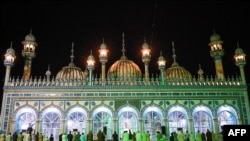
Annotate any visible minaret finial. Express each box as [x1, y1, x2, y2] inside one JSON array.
[[70, 42, 74, 63], [102, 38, 105, 43], [48, 64, 50, 70], [144, 37, 146, 43], [30, 28, 33, 34], [10, 41, 13, 48], [122, 32, 126, 56], [237, 41, 240, 48], [160, 51, 162, 56], [172, 41, 176, 62]]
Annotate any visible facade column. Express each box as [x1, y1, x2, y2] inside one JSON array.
[[87, 118, 92, 133], [188, 117, 194, 133], [164, 118, 169, 137], [139, 118, 143, 131], [35, 119, 41, 133], [61, 118, 66, 133], [10, 118, 15, 133], [213, 117, 219, 134], [113, 118, 117, 133], [238, 116, 242, 125]]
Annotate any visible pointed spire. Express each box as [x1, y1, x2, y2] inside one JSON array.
[[172, 41, 176, 62], [30, 28, 33, 34], [122, 32, 126, 56], [237, 41, 240, 48], [102, 38, 105, 44], [70, 42, 74, 63], [10, 41, 13, 48]]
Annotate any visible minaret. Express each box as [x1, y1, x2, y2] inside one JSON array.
[[45, 65, 52, 82], [157, 51, 166, 85], [87, 50, 95, 86], [21, 29, 38, 81], [4, 42, 16, 86], [208, 30, 224, 80], [234, 42, 246, 85], [197, 64, 204, 81], [141, 38, 151, 81], [99, 38, 108, 84]]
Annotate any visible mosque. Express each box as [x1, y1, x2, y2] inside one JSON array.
[[1, 30, 249, 141]]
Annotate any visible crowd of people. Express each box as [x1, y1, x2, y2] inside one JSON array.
[[0, 129, 224, 141]]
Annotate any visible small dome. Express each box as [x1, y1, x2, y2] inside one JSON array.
[[234, 47, 244, 55], [5, 47, 15, 57], [208, 31, 223, 46], [210, 32, 221, 42], [56, 63, 86, 80], [107, 55, 142, 80], [165, 62, 192, 80], [25, 32, 36, 42]]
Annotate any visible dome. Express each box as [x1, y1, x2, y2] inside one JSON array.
[[56, 43, 86, 80], [56, 63, 86, 80], [208, 31, 223, 46], [25, 32, 36, 42], [165, 62, 192, 80], [107, 55, 142, 80]]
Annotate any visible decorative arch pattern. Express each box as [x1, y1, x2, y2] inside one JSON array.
[[67, 106, 88, 133], [192, 105, 213, 133], [143, 105, 164, 141], [167, 105, 188, 134], [217, 105, 238, 132], [117, 105, 139, 138], [92, 105, 113, 140], [15, 106, 37, 134]]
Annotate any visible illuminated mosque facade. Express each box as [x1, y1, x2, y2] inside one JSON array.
[[1, 31, 249, 141]]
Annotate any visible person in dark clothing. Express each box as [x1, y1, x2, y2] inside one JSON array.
[[67, 131, 73, 141], [59, 133, 62, 141], [201, 132, 206, 141], [13, 132, 18, 141], [35, 132, 39, 141], [112, 131, 118, 141], [49, 134, 54, 141], [169, 132, 174, 141], [206, 129, 212, 141]]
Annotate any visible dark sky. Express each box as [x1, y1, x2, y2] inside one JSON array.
[[0, 1, 249, 89]]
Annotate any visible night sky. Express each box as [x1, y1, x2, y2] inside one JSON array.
[[0, 1, 250, 106]]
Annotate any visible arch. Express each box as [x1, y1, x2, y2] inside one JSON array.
[[14, 105, 37, 134], [217, 105, 238, 131], [192, 105, 213, 133], [117, 105, 139, 139], [142, 105, 164, 141], [41, 106, 62, 141], [92, 105, 113, 140], [40, 104, 64, 119], [167, 105, 189, 134], [66, 105, 88, 134], [117, 104, 140, 118]]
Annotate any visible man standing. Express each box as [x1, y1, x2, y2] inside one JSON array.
[[112, 131, 118, 141], [67, 131, 73, 141]]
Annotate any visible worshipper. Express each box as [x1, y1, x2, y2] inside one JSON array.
[[18, 132, 24, 141], [206, 129, 212, 141], [13, 132, 18, 141], [112, 131, 118, 141], [87, 131, 93, 141], [38, 133, 43, 141], [62, 133, 67, 141], [81, 133, 86, 141], [189, 132, 195, 141], [178, 131, 185, 141], [156, 131, 162, 141], [6, 132, 12, 141], [145, 131, 150, 141], [196, 131, 202, 141], [136, 131, 142, 141], [49, 134, 54, 141], [123, 131, 129, 141], [67, 131, 73, 141]]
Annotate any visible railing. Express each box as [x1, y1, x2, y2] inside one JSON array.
[[5, 75, 243, 87]]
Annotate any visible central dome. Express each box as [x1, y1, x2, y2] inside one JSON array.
[[55, 43, 87, 81], [165, 62, 192, 80], [107, 55, 142, 80], [56, 62, 87, 80]]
